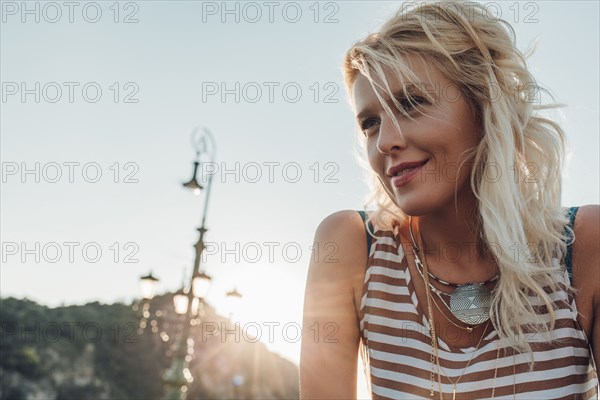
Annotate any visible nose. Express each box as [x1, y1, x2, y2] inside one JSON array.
[[376, 115, 406, 155]]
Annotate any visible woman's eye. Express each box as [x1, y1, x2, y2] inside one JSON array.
[[360, 117, 380, 136]]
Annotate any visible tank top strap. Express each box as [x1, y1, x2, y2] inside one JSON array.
[[564, 206, 580, 282], [357, 210, 374, 257]]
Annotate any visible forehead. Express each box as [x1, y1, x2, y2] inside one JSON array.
[[351, 54, 448, 109]]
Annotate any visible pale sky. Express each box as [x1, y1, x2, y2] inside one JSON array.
[[1, 2, 599, 393]]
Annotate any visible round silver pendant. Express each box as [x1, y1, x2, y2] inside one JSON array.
[[449, 283, 492, 325]]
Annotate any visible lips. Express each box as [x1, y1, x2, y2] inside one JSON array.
[[388, 159, 429, 187], [387, 159, 429, 178]]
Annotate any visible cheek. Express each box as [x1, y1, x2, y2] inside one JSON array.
[[366, 141, 385, 175], [422, 110, 479, 158]]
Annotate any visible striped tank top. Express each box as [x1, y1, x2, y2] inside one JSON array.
[[357, 209, 599, 399]]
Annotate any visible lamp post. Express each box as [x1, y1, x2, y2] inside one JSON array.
[[162, 127, 217, 400], [140, 272, 159, 300], [136, 128, 243, 399], [136, 272, 160, 334]]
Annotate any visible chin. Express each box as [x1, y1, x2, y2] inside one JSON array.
[[393, 187, 455, 216], [392, 194, 434, 217]]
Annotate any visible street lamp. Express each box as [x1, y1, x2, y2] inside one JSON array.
[[192, 271, 212, 299], [140, 271, 159, 300], [173, 288, 190, 315], [162, 127, 217, 400], [136, 272, 161, 335], [183, 126, 214, 197], [182, 161, 203, 195]]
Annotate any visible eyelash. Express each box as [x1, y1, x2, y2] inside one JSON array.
[[359, 95, 429, 136], [360, 117, 379, 135]]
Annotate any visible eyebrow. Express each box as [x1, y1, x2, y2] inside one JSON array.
[[355, 85, 423, 121]]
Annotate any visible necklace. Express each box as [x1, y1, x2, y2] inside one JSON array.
[[408, 216, 495, 325], [490, 339, 502, 398], [490, 339, 517, 400], [411, 250, 478, 332], [416, 255, 499, 288], [418, 225, 497, 400], [408, 217, 514, 399], [428, 287, 476, 333], [432, 314, 490, 400], [413, 257, 498, 293]]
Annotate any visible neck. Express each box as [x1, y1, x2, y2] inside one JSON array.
[[414, 190, 495, 273]]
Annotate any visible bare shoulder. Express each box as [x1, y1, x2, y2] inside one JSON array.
[[572, 204, 600, 244], [299, 210, 369, 398], [313, 209, 369, 258], [571, 204, 600, 287], [570, 204, 600, 344], [308, 210, 369, 311], [317, 210, 365, 244]]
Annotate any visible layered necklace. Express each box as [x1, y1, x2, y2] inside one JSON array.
[[423, 252, 499, 400], [407, 216, 498, 328], [408, 216, 509, 399]]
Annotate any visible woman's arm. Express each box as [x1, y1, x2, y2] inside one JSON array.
[[300, 210, 368, 399], [571, 204, 600, 368]]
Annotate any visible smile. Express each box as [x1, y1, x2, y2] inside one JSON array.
[[390, 159, 428, 187]]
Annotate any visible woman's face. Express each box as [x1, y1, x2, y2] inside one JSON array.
[[352, 55, 482, 216]]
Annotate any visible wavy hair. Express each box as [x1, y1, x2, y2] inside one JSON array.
[[343, 0, 575, 359]]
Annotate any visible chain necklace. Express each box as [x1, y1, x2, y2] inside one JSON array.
[[414, 251, 500, 288], [407, 216, 495, 325], [408, 216, 515, 399], [413, 216, 489, 399], [431, 312, 490, 400], [414, 258, 497, 300]]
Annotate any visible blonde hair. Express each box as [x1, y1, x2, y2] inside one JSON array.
[[343, 0, 575, 359]]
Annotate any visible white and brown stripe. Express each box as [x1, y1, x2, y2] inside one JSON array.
[[359, 227, 599, 399]]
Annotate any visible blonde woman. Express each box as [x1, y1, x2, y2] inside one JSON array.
[[300, 1, 599, 399]]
